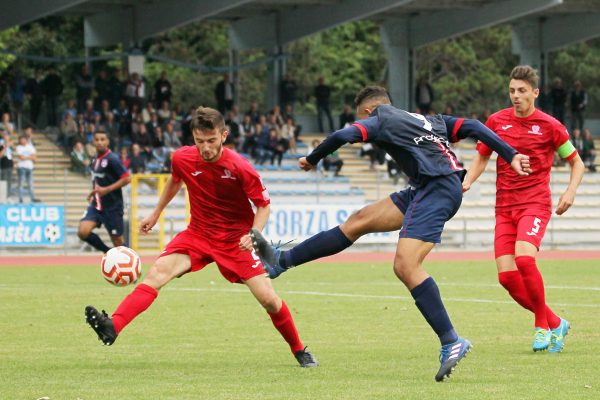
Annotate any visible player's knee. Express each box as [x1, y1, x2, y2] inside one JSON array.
[[143, 263, 172, 290], [77, 228, 89, 240], [345, 209, 370, 236], [392, 253, 412, 282], [258, 294, 281, 313]]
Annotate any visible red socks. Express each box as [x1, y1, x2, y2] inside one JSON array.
[[112, 283, 159, 334], [268, 301, 304, 353], [504, 256, 560, 329]]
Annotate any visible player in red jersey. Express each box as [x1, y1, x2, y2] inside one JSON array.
[[84, 107, 317, 367], [463, 66, 585, 353]]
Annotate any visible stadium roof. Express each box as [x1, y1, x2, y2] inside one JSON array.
[[1, 0, 599, 50]]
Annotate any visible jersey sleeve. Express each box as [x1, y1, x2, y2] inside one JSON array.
[[350, 116, 381, 142], [554, 125, 578, 160], [111, 154, 130, 179], [473, 118, 494, 156], [238, 159, 270, 208], [171, 150, 183, 183]]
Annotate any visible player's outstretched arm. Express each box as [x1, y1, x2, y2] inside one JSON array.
[[463, 153, 491, 193], [304, 126, 362, 169], [139, 176, 183, 234], [556, 153, 585, 215]]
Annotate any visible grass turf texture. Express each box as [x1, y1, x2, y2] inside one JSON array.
[[1, 258, 599, 399]]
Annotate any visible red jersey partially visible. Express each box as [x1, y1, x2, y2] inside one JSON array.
[[171, 146, 270, 242], [477, 108, 575, 211]]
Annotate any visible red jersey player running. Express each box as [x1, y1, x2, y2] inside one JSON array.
[[84, 107, 318, 368], [463, 65, 584, 353]]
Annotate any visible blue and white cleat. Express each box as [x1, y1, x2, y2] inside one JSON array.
[[532, 327, 552, 352], [549, 319, 570, 353], [435, 337, 472, 382], [249, 229, 288, 279]]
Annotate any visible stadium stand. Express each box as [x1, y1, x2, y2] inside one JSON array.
[[4, 131, 600, 252]]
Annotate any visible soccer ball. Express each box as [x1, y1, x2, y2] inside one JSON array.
[[101, 246, 142, 286]]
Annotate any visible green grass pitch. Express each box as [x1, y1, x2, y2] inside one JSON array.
[[1, 258, 599, 399]]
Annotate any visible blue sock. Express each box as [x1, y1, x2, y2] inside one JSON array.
[[281, 226, 353, 268], [85, 233, 111, 253], [410, 277, 458, 346]]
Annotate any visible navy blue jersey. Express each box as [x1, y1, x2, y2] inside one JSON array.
[[90, 149, 129, 211], [306, 104, 517, 187]]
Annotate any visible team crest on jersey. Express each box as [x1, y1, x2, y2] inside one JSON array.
[[221, 169, 236, 180], [101, 159, 108, 168], [528, 125, 543, 135]]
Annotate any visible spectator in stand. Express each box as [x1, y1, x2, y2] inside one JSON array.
[[582, 128, 596, 172], [163, 149, 173, 173], [25, 70, 44, 128], [148, 146, 169, 173], [0, 133, 14, 197], [270, 105, 285, 128], [537, 84, 552, 114], [281, 116, 297, 154], [99, 99, 111, 123], [83, 100, 100, 124], [415, 77, 434, 115], [63, 99, 77, 120], [570, 80, 587, 132], [125, 72, 145, 109], [22, 125, 35, 145], [0, 112, 15, 136], [154, 71, 172, 108], [225, 110, 242, 150], [214, 74, 235, 114], [550, 77, 567, 124], [115, 99, 132, 144], [246, 101, 261, 124], [152, 126, 165, 148], [240, 114, 257, 155], [41, 66, 63, 127], [104, 111, 119, 150], [76, 65, 95, 113], [157, 100, 171, 124], [339, 104, 355, 129], [323, 149, 344, 177], [129, 143, 146, 173], [132, 123, 153, 160], [70, 140, 91, 175], [15, 134, 40, 203], [254, 123, 272, 165], [146, 112, 161, 137], [142, 102, 156, 124], [280, 73, 298, 110], [94, 70, 110, 110], [119, 146, 131, 170], [108, 69, 124, 110], [571, 128, 584, 156], [268, 128, 288, 166], [163, 121, 182, 151], [315, 77, 334, 133], [60, 112, 78, 150]]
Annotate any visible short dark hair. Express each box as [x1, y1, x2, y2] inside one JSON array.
[[93, 130, 109, 137], [354, 86, 391, 108], [510, 65, 539, 89], [191, 107, 225, 132]]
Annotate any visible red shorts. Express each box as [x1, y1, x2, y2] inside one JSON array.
[[494, 208, 552, 258], [161, 229, 265, 283]]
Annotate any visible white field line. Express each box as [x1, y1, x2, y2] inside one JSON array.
[[170, 287, 600, 308]]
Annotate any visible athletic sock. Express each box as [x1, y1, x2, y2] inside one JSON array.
[[111, 283, 159, 334], [85, 233, 111, 253], [515, 256, 550, 329], [268, 301, 304, 353], [498, 270, 561, 329], [281, 226, 353, 268], [410, 277, 458, 346]]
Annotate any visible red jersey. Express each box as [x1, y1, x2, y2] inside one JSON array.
[[171, 146, 270, 242], [477, 108, 576, 211]]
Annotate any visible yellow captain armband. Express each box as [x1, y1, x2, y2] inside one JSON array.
[[557, 140, 576, 159]]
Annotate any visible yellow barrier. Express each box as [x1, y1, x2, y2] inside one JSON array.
[[130, 173, 189, 253]]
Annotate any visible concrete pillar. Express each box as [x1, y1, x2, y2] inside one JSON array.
[[512, 18, 543, 72], [127, 49, 145, 76], [230, 49, 240, 106], [380, 18, 412, 111], [266, 46, 282, 111]]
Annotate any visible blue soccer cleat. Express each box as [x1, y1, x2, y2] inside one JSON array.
[[549, 318, 570, 353], [249, 229, 288, 279], [532, 327, 552, 352], [435, 337, 472, 382]]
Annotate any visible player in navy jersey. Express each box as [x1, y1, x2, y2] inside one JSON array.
[[84, 107, 317, 368], [251, 86, 532, 381], [78, 130, 131, 253]]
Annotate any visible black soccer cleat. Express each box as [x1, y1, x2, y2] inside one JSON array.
[[249, 229, 288, 279], [85, 305, 118, 346], [294, 347, 319, 368], [435, 337, 472, 382]]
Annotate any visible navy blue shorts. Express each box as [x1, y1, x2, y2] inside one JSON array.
[[81, 205, 125, 237], [390, 173, 463, 244]]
